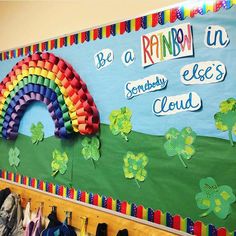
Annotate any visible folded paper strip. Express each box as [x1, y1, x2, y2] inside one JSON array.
[[0, 52, 100, 139]]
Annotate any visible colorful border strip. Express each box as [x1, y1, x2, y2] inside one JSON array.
[[0, 0, 235, 61], [0, 169, 235, 236]]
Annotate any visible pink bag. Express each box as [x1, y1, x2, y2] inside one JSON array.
[[25, 206, 42, 236]]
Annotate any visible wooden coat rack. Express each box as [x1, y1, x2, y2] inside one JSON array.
[[0, 179, 189, 236]]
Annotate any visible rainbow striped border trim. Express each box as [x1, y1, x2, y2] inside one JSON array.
[[0, 0, 235, 61], [0, 169, 235, 236]]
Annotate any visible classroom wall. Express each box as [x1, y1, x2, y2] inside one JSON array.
[[0, 0, 184, 52]]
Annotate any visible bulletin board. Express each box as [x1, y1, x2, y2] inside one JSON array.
[[0, 0, 236, 235]]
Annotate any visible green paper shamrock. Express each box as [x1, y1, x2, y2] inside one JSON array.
[[214, 98, 236, 146], [8, 147, 20, 172], [81, 136, 100, 168], [123, 152, 148, 188], [51, 149, 69, 177], [109, 107, 132, 141], [30, 122, 44, 144], [195, 177, 236, 219], [164, 127, 196, 168]]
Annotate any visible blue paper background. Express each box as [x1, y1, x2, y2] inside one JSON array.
[[0, 8, 235, 139]]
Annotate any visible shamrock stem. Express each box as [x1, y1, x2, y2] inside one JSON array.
[[200, 208, 212, 218], [178, 154, 187, 168], [51, 170, 59, 177], [91, 159, 96, 169], [135, 179, 140, 188], [14, 166, 17, 173], [121, 132, 129, 142], [228, 130, 234, 146]]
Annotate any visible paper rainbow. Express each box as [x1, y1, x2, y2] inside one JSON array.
[[0, 52, 100, 139]]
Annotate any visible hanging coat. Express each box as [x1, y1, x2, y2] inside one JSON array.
[[0, 192, 24, 236], [25, 207, 42, 236], [0, 188, 11, 208]]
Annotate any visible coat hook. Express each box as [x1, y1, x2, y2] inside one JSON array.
[[23, 197, 31, 202], [64, 211, 72, 224], [80, 216, 88, 225], [80, 216, 88, 235], [36, 201, 44, 208], [49, 205, 57, 212], [65, 211, 72, 218]]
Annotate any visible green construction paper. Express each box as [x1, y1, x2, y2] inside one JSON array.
[[1, 124, 236, 231], [51, 149, 69, 176], [123, 151, 148, 188], [8, 147, 20, 171], [164, 127, 196, 168], [30, 122, 44, 144], [196, 177, 236, 219], [214, 98, 236, 146], [109, 107, 132, 141]]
